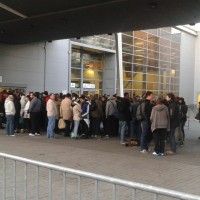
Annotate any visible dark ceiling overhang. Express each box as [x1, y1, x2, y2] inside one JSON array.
[[0, 0, 200, 44]]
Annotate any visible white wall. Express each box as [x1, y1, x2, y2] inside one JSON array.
[[194, 32, 200, 104], [45, 40, 70, 93], [0, 40, 70, 93], [180, 32, 196, 104], [103, 54, 117, 95]]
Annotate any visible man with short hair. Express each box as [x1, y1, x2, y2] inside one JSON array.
[[5, 95, 16, 136], [137, 91, 154, 153], [29, 92, 42, 136], [60, 93, 73, 137], [46, 94, 58, 139]]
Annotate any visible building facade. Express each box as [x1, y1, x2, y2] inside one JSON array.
[[0, 26, 199, 104]]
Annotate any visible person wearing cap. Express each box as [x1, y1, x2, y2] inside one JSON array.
[[4, 95, 16, 136]]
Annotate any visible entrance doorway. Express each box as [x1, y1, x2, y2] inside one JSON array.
[[70, 48, 104, 95]]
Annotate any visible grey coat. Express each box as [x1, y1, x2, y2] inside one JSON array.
[[106, 99, 118, 118], [150, 104, 170, 132]]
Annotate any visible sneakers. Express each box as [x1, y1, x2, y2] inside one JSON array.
[[35, 133, 41, 136], [29, 133, 35, 136], [10, 134, 15, 137], [152, 152, 159, 156], [140, 149, 148, 153]]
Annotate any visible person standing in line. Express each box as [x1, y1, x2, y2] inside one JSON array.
[[29, 92, 42, 136], [60, 93, 73, 137], [150, 98, 170, 156], [137, 91, 154, 153], [46, 94, 58, 139], [90, 94, 103, 138], [105, 95, 119, 137], [23, 95, 31, 133], [71, 99, 82, 139], [4, 95, 16, 136], [165, 93, 180, 155], [117, 96, 128, 145], [178, 97, 188, 144]]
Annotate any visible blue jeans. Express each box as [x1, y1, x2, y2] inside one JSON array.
[[6, 115, 14, 135], [140, 120, 150, 150], [130, 120, 141, 140], [47, 116, 56, 138], [71, 120, 80, 138], [119, 121, 127, 143]]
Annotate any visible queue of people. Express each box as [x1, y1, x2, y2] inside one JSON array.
[[0, 90, 188, 156]]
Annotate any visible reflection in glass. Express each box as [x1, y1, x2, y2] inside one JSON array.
[[71, 69, 81, 79]]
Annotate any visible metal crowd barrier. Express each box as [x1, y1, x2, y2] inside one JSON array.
[[0, 152, 200, 200]]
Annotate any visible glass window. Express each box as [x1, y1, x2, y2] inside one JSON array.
[[124, 81, 132, 89], [122, 34, 133, 44], [134, 31, 147, 40], [123, 62, 132, 71], [171, 57, 180, 64], [171, 49, 180, 58], [159, 61, 170, 69], [134, 47, 147, 57], [134, 38, 147, 48], [160, 38, 170, 47], [122, 43, 133, 54], [160, 53, 170, 62], [160, 68, 171, 77], [124, 32, 133, 36], [123, 72, 132, 80], [148, 50, 159, 60], [147, 82, 158, 90], [133, 64, 146, 73], [148, 34, 159, 44], [147, 29, 158, 36], [159, 30, 171, 40], [71, 68, 81, 79], [123, 53, 133, 63], [171, 42, 180, 50], [133, 82, 146, 90], [146, 74, 159, 83], [133, 72, 146, 82], [148, 42, 159, 51], [134, 56, 147, 65], [160, 46, 170, 54], [148, 59, 159, 68], [147, 67, 159, 75]]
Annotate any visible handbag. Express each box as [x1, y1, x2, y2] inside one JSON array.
[[58, 118, 66, 129]]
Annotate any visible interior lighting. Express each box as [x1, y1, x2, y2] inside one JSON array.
[[171, 69, 176, 76]]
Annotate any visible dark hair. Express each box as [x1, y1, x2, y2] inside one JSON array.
[[66, 93, 71, 98], [167, 93, 175, 101], [145, 91, 153, 99], [26, 95, 31, 101], [43, 91, 48, 96], [33, 92, 39, 98], [124, 92, 129, 97]]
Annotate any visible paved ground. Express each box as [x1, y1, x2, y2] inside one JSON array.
[[0, 117, 200, 199]]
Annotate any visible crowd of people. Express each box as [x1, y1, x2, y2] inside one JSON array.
[[0, 90, 188, 156]]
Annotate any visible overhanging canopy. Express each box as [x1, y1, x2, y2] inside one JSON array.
[[0, 0, 200, 44]]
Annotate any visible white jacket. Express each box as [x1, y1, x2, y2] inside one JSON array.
[[23, 101, 30, 119], [5, 99, 16, 115]]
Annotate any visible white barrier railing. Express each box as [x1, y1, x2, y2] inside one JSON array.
[[0, 152, 200, 200]]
